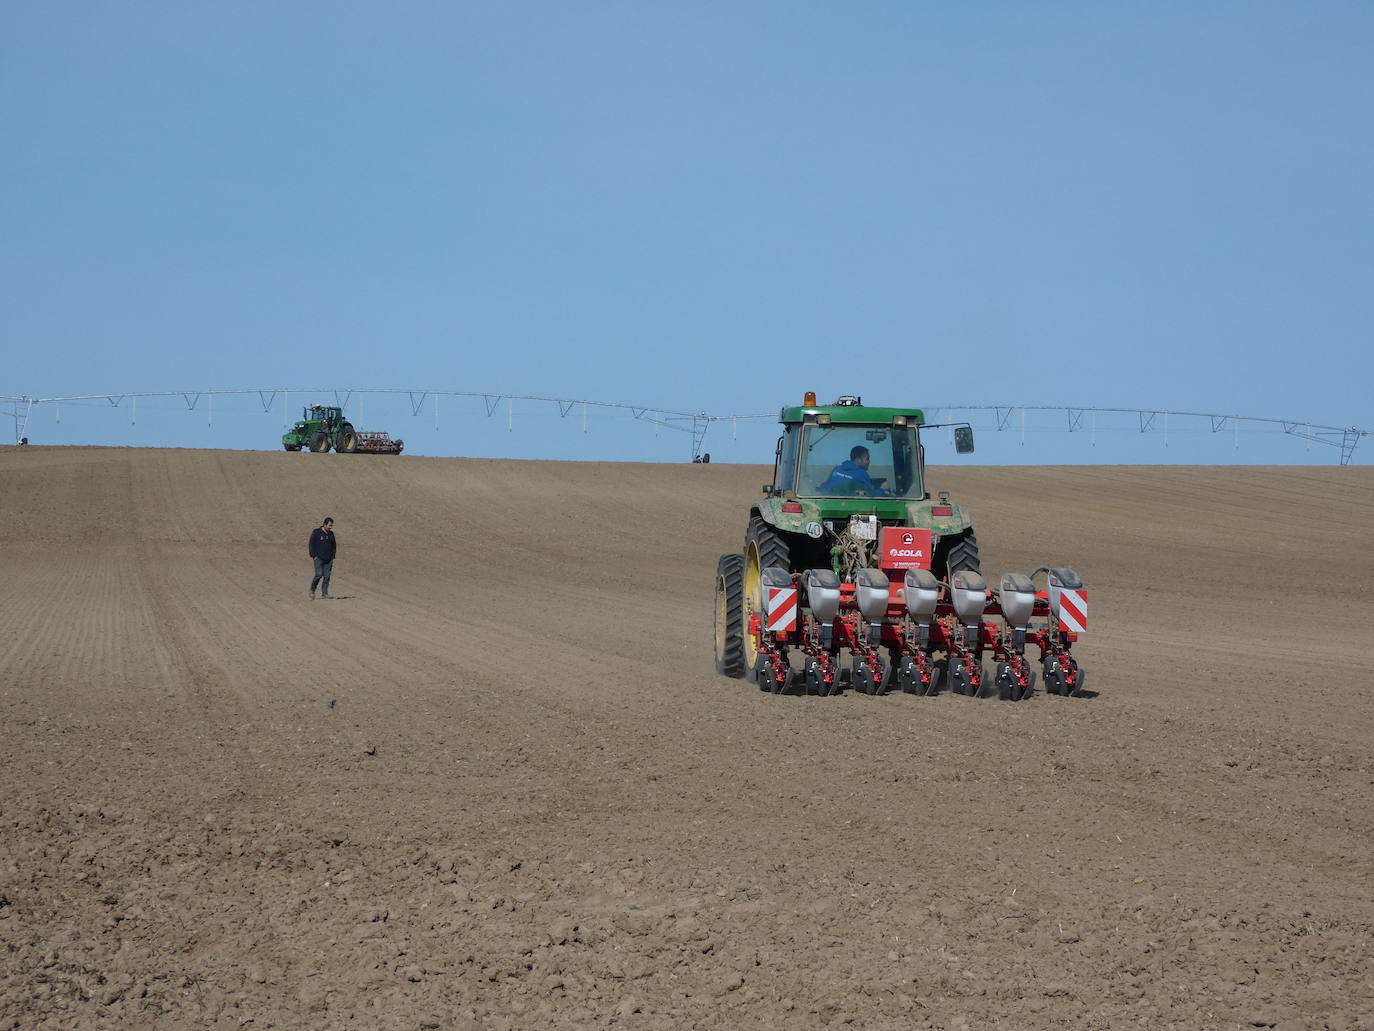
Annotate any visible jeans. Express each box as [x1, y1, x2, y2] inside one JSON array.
[[311, 557, 333, 597]]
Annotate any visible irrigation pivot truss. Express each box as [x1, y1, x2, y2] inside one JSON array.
[[715, 403, 1369, 466], [1, 390, 1368, 464], [923, 404, 1368, 466]]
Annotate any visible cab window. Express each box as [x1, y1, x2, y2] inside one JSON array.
[[775, 429, 799, 493], [796, 425, 923, 499]]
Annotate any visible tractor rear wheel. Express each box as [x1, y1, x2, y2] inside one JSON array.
[[309, 431, 331, 453], [935, 530, 981, 579], [743, 517, 791, 671], [338, 422, 358, 453], [744, 516, 791, 572], [714, 553, 747, 678]]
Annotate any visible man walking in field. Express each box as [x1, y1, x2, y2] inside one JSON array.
[[309, 517, 337, 599]]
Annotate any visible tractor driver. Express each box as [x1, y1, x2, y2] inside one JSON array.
[[820, 445, 888, 496]]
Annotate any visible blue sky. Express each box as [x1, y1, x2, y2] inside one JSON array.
[[3, 1, 1370, 464]]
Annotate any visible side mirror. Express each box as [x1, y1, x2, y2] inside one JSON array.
[[762, 484, 775, 495], [953, 426, 975, 454]]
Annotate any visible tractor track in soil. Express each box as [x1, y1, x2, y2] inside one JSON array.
[[1, 446, 1372, 1030]]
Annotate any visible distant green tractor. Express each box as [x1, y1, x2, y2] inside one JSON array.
[[282, 405, 359, 453]]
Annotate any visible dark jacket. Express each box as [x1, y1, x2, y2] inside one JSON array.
[[309, 527, 337, 563]]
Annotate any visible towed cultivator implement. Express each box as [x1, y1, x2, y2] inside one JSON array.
[[354, 431, 405, 454], [737, 557, 1087, 700]]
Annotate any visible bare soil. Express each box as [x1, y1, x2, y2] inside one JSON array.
[[1, 446, 1372, 1030]]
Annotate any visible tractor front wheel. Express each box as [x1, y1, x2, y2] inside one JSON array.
[[283, 444, 301, 452], [309, 431, 331, 453], [714, 553, 747, 678]]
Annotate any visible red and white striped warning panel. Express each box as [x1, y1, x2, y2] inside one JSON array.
[[766, 586, 798, 632], [1056, 589, 1088, 633]]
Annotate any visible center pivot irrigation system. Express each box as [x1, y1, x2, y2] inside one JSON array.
[[0, 389, 1367, 464]]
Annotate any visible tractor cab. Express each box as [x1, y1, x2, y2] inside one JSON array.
[[288, 404, 341, 435], [778, 418, 923, 499], [306, 404, 342, 424], [750, 392, 983, 590], [770, 393, 973, 502]]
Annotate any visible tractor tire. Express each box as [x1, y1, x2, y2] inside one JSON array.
[[309, 431, 331, 453], [743, 517, 791, 671], [283, 444, 301, 452], [744, 516, 791, 574], [935, 529, 981, 579], [338, 423, 359, 453], [714, 553, 747, 678]]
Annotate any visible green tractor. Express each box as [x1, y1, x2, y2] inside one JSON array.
[[716, 392, 983, 686], [742, 392, 979, 584], [715, 393, 1090, 700], [282, 404, 359, 453]]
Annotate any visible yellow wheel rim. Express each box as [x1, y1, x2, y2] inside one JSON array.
[[744, 542, 762, 667]]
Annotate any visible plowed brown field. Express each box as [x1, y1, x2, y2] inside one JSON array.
[[2, 446, 1372, 1030]]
